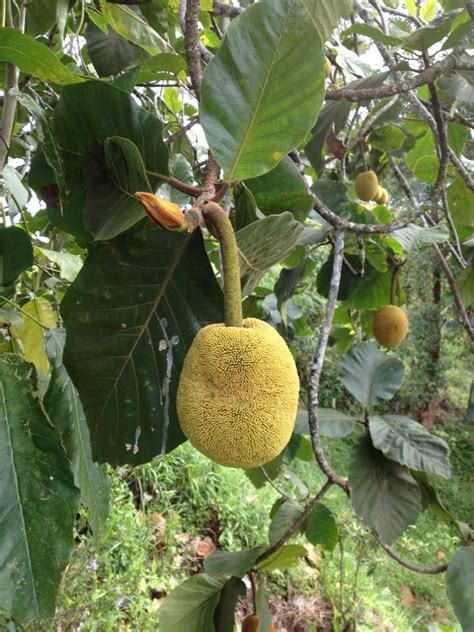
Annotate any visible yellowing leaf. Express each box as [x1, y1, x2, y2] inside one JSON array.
[[421, 0, 437, 21], [405, 0, 418, 16], [13, 298, 56, 374]]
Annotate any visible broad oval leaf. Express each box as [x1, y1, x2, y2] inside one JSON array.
[[269, 499, 305, 544], [158, 574, 227, 632], [294, 408, 357, 438], [446, 546, 474, 631], [237, 212, 304, 296], [391, 224, 449, 252], [213, 577, 246, 632], [369, 415, 451, 479], [302, 0, 353, 42], [244, 157, 314, 223], [305, 503, 339, 551], [204, 546, 265, 578], [256, 544, 308, 572], [0, 356, 79, 625], [0, 28, 83, 85], [44, 331, 110, 535], [53, 81, 168, 241], [61, 226, 223, 466], [340, 342, 405, 408], [0, 226, 33, 287], [349, 434, 421, 544], [201, 0, 325, 181], [86, 23, 145, 77]]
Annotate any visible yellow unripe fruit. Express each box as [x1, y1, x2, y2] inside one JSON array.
[[242, 614, 277, 632], [324, 57, 332, 78], [177, 318, 299, 469], [374, 186, 389, 205], [373, 305, 409, 348], [354, 171, 379, 202]]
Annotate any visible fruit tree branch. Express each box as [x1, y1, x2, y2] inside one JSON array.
[[374, 534, 449, 574], [308, 230, 350, 494], [255, 479, 334, 565]]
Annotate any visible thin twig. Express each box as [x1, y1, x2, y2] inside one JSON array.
[[374, 535, 448, 574]]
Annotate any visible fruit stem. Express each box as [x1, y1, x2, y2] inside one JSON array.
[[201, 202, 243, 328], [390, 266, 400, 305]]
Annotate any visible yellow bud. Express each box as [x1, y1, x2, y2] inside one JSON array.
[[324, 57, 332, 78], [135, 192, 189, 232]]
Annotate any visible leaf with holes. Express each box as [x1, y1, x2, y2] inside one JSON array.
[[61, 225, 223, 465], [349, 434, 421, 544], [44, 331, 110, 535], [201, 0, 325, 181], [237, 213, 304, 296], [369, 415, 451, 479], [340, 342, 405, 408], [0, 355, 79, 625]]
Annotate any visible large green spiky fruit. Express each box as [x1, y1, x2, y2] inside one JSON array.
[[373, 305, 409, 348], [176, 318, 299, 469], [354, 170, 379, 201]]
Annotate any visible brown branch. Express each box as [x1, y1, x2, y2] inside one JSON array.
[[448, 148, 474, 191], [184, 0, 203, 99], [165, 116, 199, 145], [313, 195, 413, 234], [308, 230, 350, 494], [255, 479, 334, 565], [380, 5, 422, 27], [375, 535, 448, 574], [325, 55, 459, 102]]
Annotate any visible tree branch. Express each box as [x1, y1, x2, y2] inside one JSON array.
[[308, 230, 350, 494], [313, 195, 413, 234], [374, 535, 449, 574], [184, 0, 203, 99], [255, 479, 334, 565]]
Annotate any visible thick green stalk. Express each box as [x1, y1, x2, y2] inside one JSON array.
[[201, 202, 243, 328]]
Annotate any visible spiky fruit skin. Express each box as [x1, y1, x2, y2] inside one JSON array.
[[374, 187, 389, 205], [373, 305, 409, 348], [242, 614, 276, 632], [177, 318, 299, 469], [354, 171, 379, 202]]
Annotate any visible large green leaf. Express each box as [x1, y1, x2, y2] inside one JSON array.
[[391, 224, 449, 251], [269, 499, 305, 544], [446, 546, 474, 631], [158, 574, 227, 632], [201, 0, 325, 181], [294, 408, 357, 438], [0, 355, 79, 625], [86, 23, 146, 77], [204, 546, 265, 578], [236, 213, 304, 295], [101, 2, 167, 54], [61, 226, 223, 465], [305, 503, 339, 551], [0, 227, 33, 287], [256, 544, 307, 572], [340, 342, 405, 408], [369, 415, 451, 479], [244, 157, 314, 222], [349, 435, 421, 544], [0, 28, 83, 85], [213, 577, 246, 632], [52, 81, 168, 241], [44, 331, 110, 535], [448, 177, 474, 231], [302, 0, 353, 41]]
